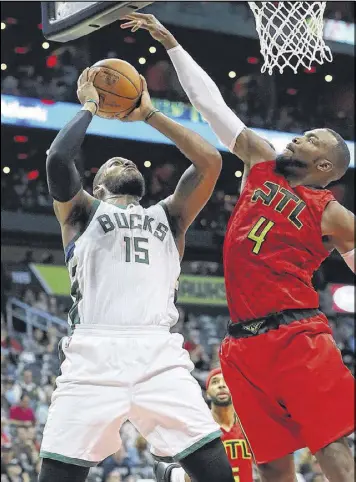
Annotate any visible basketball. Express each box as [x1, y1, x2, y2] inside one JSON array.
[[89, 59, 142, 119]]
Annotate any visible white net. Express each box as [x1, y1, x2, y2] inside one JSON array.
[[248, 1, 333, 75]]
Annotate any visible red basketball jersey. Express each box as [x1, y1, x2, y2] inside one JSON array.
[[221, 422, 253, 481], [224, 161, 335, 322]]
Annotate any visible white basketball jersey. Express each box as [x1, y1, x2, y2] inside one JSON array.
[[65, 200, 180, 330]]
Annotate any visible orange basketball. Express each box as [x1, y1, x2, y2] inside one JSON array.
[[89, 59, 142, 119]]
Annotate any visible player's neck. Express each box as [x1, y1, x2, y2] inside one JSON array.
[[103, 194, 140, 207], [284, 174, 323, 189], [211, 404, 235, 431]]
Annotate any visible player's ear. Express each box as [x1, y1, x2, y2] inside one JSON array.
[[316, 159, 333, 173], [94, 185, 105, 199]]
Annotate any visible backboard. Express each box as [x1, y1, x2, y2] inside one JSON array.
[[41, 1, 153, 42]]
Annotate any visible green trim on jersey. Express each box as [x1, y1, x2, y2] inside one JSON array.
[[174, 430, 222, 461], [40, 451, 98, 467], [68, 279, 82, 329]]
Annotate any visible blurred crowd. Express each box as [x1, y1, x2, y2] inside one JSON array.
[[1, 258, 355, 481], [1, 3, 354, 141], [1, 164, 349, 239], [2, 49, 354, 142]]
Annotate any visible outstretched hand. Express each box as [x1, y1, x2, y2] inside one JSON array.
[[77, 67, 100, 108], [120, 13, 178, 50], [120, 75, 155, 122]]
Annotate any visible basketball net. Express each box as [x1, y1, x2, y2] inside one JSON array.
[[248, 1, 333, 74]]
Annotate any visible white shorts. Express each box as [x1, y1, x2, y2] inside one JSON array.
[[40, 325, 221, 467]]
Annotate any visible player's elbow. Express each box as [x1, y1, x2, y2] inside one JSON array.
[[46, 148, 62, 169], [205, 150, 222, 175]]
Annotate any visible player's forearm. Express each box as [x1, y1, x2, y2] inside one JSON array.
[[165, 45, 245, 152], [46, 103, 95, 201], [147, 111, 222, 172]]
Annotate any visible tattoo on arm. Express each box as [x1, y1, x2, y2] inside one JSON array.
[[177, 169, 205, 198]]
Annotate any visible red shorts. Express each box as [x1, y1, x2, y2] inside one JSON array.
[[220, 313, 355, 464]]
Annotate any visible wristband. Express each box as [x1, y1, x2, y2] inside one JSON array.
[[84, 99, 99, 115], [144, 109, 160, 122]]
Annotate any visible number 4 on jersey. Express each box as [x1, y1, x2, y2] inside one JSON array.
[[247, 217, 274, 254]]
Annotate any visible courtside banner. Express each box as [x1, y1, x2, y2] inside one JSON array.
[[2, 94, 354, 167], [30, 264, 228, 305]]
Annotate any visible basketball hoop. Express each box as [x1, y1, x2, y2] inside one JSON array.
[[248, 2, 333, 74]]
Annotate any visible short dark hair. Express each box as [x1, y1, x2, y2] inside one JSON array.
[[325, 128, 350, 176]]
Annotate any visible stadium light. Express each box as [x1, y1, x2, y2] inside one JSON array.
[[228, 71, 236, 79], [144, 161, 151, 168], [149, 46, 156, 54], [42, 41, 50, 49], [138, 57, 146, 65], [325, 75, 333, 82], [235, 170, 242, 178], [1, 63, 7, 70], [3, 167, 10, 174], [1, 22, 6, 30]]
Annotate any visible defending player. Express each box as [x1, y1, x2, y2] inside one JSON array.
[[155, 368, 253, 482], [38, 72, 235, 482], [122, 13, 355, 482]]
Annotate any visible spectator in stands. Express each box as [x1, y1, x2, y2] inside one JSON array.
[[12, 370, 43, 406], [144, 162, 176, 204], [105, 470, 123, 482], [130, 435, 154, 479], [1, 327, 22, 363], [35, 389, 52, 426], [12, 426, 39, 476], [33, 293, 49, 313], [1, 417, 11, 447], [3, 378, 19, 410], [101, 447, 132, 482], [9, 394, 35, 426]]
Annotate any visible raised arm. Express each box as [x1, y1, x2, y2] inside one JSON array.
[[122, 77, 222, 236], [46, 68, 99, 245], [121, 13, 276, 167], [322, 201, 355, 273]]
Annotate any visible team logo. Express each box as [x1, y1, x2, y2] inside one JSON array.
[[242, 321, 264, 334]]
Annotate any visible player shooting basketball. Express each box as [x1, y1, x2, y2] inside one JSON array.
[[122, 12, 355, 482], [38, 71, 236, 482]]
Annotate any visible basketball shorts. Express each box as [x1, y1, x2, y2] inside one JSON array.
[[40, 325, 221, 467], [220, 312, 355, 464]]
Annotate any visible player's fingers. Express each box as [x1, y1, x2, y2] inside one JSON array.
[[120, 21, 137, 29], [140, 75, 148, 92], [122, 12, 150, 20], [77, 67, 89, 88], [87, 67, 99, 82], [131, 21, 143, 32]]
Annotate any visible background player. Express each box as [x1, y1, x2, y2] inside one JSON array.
[[38, 70, 236, 482], [122, 13, 355, 482], [155, 368, 253, 482]]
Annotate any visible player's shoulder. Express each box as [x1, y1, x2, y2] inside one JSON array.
[[296, 185, 335, 207]]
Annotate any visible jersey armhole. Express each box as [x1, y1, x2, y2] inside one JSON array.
[[159, 200, 178, 238], [64, 199, 101, 264]]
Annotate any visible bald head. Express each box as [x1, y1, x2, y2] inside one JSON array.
[[324, 129, 350, 179]]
